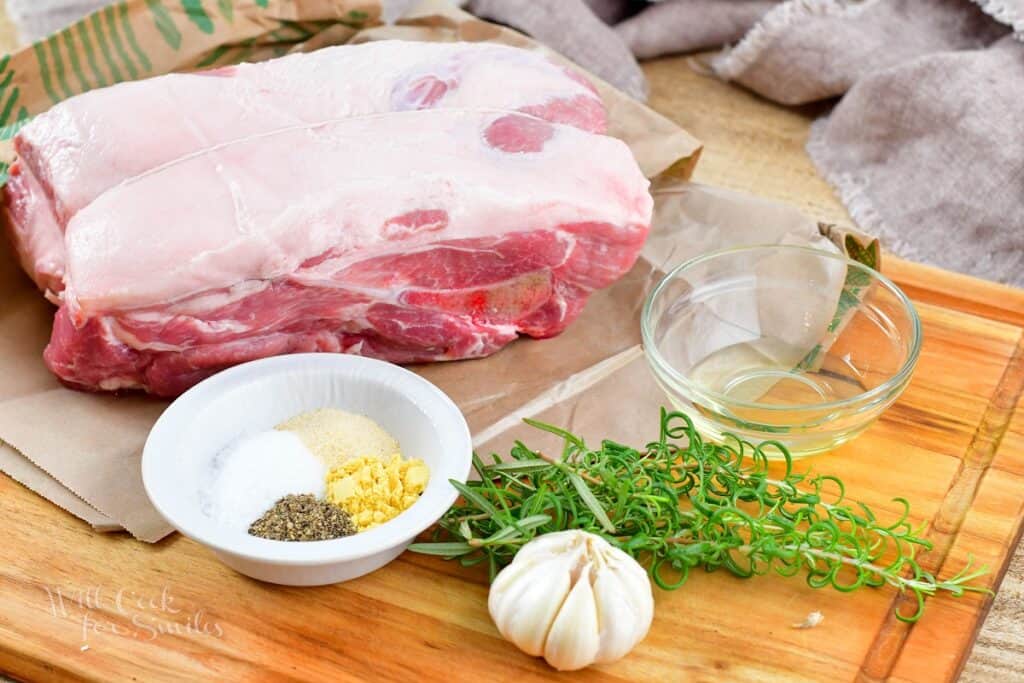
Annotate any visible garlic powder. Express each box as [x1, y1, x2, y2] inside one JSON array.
[[276, 408, 400, 468]]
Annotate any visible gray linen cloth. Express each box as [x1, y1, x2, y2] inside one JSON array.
[[8, 0, 1024, 286], [466, 0, 1024, 287]]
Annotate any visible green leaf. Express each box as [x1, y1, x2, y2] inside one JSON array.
[[32, 42, 61, 105], [408, 542, 474, 557], [0, 86, 20, 128], [421, 407, 987, 624], [61, 30, 91, 92], [523, 417, 585, 448], [90, 12, 124, 83], [844, 268, 872, 288], [482, 525, 523, 544], [146, 0, 182, 50], [512, 514, 553, 532], [486, 459, 552, 473], [103, 5, 138, 80], [195, 44, 230, 68], [450, 479, 501, 518], [76, 21, 107, 86], [0, 108, 29, 141], [181, 0, 215, 34], [829, 289, 862, 332], [120, 2, 153, 73], [845, 234, 879, 270], [568, 473, 615, 533], [795, 344, 822, 371], [217, 0, 233, 22]]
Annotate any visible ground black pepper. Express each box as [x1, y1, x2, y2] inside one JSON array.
[[248, 494, 356, 541]]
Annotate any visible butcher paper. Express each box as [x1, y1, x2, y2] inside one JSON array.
[[0, 0, 876, 541]]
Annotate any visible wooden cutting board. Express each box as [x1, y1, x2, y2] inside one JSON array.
[[0, 254, 1020, 683], [1, 52, 1022, 681]]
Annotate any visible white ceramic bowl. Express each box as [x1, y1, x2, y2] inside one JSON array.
[[142, 353, 472, 586]]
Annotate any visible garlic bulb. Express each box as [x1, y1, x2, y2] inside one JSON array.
[[487, 530, 654, 671]]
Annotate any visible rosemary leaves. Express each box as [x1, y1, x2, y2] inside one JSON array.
[[410, 408, 990, 622]]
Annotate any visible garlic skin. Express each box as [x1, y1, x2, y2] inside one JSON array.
[[488, 530, 654, 671]]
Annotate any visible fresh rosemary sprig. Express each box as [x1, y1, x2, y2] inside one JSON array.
[[409, 408, 990, 622]]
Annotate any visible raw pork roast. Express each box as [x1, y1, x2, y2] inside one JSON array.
[[3, 41, 652, 396]]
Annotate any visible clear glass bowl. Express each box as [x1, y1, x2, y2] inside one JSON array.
[[641, 245, 921, 457]]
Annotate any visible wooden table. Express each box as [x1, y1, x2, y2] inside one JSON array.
[[1, 47, 1023, 682]]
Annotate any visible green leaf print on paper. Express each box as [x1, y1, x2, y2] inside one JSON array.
[[47, 35, 75, 100], [34, 7, 150, 108], [89, 12, 125, 83], [829, 288, 862, 333], [0, 55, 28, 140], [195, 38, 256, 69], [119, 3, 153, 72], [76, 21, 108, 87], [181, 0, 216, 34], [0, 71, 15, 119], [797, 230, 879, 370], [346, 10, 371, 27], [795, 344, 823, 372], [146, 0, 183, 50], [233, 38, 256, 64], [844, 267, 872, 288], [255, 0, 270, 8], [103, 5, 139, 80], [827, 235, 880, 333], [32, 42, 62, 105], [0, 55, 29, 147], [844, 234, 879, 271], [267, 22, 317, 44], [195, 44, 231, 68], [62, 30, 92, 91], [0, 87, 21, 128], [218, 0, 235, 22]]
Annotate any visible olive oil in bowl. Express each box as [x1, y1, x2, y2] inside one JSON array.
[[642, 246, 920, 457]]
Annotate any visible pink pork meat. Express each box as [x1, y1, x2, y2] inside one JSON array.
[[4, 41, 606, 297], [45, 109, 652, 396]]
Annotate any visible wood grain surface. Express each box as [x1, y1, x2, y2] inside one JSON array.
[[0, 253, 1021, 683], [641, 56, 1024, 683], [0, 32, 1021, 682]]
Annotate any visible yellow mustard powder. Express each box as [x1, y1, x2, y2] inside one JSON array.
[[326, 455, 429, 530], [276, 408, 400, 468]]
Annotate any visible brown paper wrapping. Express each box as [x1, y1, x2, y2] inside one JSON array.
[[0, 442, 118, 530], [0, 0, 873, 542]]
